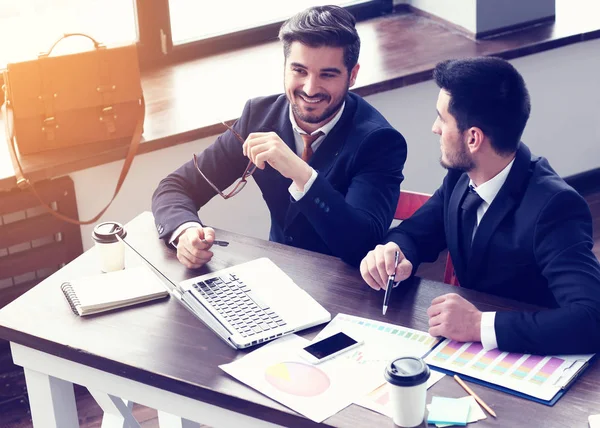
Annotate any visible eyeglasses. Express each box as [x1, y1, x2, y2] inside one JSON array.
[[193, 122, 256, 199]]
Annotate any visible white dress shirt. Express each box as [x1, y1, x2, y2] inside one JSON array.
[[170, 103, 346, 245], [469, 158, 515, 350], [287, 102, 345, 200]]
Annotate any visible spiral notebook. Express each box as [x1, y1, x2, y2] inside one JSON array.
[[61, 266, 169, 316]]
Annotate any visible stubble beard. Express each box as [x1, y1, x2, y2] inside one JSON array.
[[440, 140, 475, 172]]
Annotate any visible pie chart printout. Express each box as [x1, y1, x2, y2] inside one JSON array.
[[264, 361, 331, 397]]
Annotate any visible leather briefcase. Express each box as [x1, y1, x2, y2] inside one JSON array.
[[2, 33, 145, 225], [3, 33, 144, 155]]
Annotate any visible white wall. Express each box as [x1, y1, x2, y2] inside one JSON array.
[[476, 0, 555, 34], [394, 0, 554, 35], [72, 39, 600, 250]]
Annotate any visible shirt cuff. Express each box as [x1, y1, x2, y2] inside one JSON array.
[[288, 168, 318, 201], [480, 312, 498, 350], [169, 221, 202, 248]]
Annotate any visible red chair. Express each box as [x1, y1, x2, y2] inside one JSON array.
[[394, 190, 459, 286]]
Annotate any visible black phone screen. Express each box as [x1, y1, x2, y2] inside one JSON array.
[[303, 332, 357, 359]]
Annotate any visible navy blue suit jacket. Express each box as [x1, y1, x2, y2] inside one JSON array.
[[387, 143, 600, 355], [152, 93, 407, 266]]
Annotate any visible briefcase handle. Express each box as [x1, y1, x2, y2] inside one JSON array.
[[3, 95, 146, 226], [40, 33, 105, 58]]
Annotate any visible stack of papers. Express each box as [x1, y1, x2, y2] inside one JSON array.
[[427, 396, 486, 427], [220, 334, 385, 422], [220, 314, 441, 423]]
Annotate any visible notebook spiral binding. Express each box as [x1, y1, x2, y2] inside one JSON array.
[[61, 282, 81, 316]]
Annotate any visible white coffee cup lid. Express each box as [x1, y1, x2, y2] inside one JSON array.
[[93, 221, 127, 244], [384, 356, 430, 387]]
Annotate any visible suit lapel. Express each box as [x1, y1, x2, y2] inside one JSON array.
[[448, 174, 470, 283], [307, 94, 356, 176], [283, 94, 356, 230], [466, 143, 532, 286]]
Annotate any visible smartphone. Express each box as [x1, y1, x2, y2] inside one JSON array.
[[298, 332, 363, 364]]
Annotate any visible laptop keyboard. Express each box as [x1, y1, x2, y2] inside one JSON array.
[[192, 273, 287, 338]]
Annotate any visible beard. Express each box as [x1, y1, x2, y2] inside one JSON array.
[[290, 92, 345, 124], [440, 140, 475, 171]]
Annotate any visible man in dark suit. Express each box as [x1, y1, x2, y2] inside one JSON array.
[[360, 57, 600, 355], [152, 6, 407, 268]]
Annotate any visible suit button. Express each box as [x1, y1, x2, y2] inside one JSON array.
[[319, 202, 325, 209], [314, 197, 320, 204], [325, 206, 330, 213]]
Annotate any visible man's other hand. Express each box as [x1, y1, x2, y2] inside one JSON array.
[[359, 242, 413, 291], [243, 131, 312, 190], [175, 226, 216, 269], [427, 293, 482, 342]]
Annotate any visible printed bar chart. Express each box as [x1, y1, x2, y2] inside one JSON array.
[[432, 340, 463, 363], [452, 342, 483, 368], [424, 338, 594, 403], [530, 357, 564, 385], [340, 315, 438, 347], [472, 349, 503, 371], [490, 353, 522, 375], [511, 355, 545, 380]]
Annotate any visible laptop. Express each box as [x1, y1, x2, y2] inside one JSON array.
[[178, 258, 331, 349], [122, 237, 330, 349]]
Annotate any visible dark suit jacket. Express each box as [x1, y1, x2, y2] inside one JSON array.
[[152, 93, 407, 266], [387, 143, 600, 355]]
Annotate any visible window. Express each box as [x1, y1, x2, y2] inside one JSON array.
[[169, 0, 381, 46], [0, 0, 137, 68], [141, 0, 392, 64]]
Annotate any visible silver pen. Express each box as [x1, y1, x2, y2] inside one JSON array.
[[382, 251, 400, 315]]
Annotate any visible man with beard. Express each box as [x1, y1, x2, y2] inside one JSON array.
[[152, 6, 407, 268], [360, 57, 600, 355]]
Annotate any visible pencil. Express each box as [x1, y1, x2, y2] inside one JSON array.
[[453, 375, 497, 418]]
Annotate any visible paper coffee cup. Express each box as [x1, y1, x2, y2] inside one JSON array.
[[92, 221, 127, 272], [384, 356, 431, 427]]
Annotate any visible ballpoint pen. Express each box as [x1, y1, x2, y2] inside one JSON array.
[[383, 250, 399, 315], [201, 239, 230, 247]]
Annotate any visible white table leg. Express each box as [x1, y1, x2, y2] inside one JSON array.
[[88, 389, 139, 428], [158, 411, 201, 428], [23, 367, 79, 428]]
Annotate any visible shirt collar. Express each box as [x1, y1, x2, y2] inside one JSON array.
[[288, 102, 345, 137], [470, 158, 515, 205]]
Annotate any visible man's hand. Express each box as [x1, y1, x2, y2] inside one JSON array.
[[427, 293, 482, 342], [243, 132, 312, 190], [175, 226, 216, 269], [359, 242, 413, 291]]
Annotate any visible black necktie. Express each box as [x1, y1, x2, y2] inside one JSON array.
[[460, 186, 484, 262]]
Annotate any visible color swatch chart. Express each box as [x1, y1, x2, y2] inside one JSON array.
[[314, 313, 441, 367], [425, 339, 593, 401]]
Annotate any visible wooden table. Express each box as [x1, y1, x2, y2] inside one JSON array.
[[0, 211, 599, 427]]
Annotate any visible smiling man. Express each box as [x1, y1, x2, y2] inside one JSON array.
[[152, 5, 407, 268], [360, 57, 600, 355]]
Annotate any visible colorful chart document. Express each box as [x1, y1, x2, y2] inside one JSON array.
[[312, 314, 442, 411], [220, 334, 386, 422], [313, 313, 441, 363], [424, 339, 594, 403]]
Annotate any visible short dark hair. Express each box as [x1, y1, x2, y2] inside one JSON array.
[[433, 57, 531, 154], [278, 5, 360, 73]]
